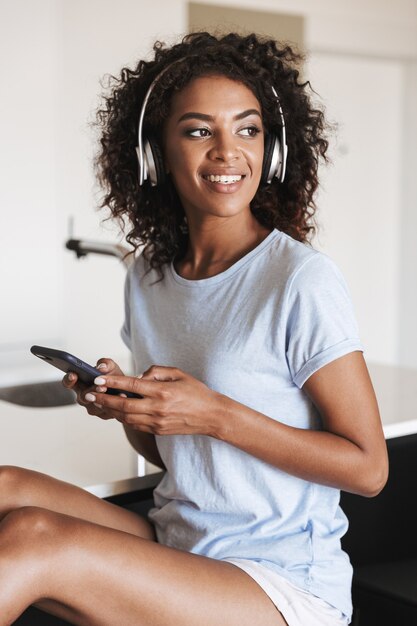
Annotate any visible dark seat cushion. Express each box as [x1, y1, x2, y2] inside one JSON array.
[[12, 607, 71, 625], [341, 433, 417, 566], [355, 558, 417, 605]]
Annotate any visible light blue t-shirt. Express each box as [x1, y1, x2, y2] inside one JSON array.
[[121, 228, 363, 619]]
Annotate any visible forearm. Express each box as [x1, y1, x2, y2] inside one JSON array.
[[214, 394, 385, 497], [123, 425, 166, 470]]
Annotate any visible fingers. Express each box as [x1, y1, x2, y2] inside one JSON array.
[[97, 366, 183, 397], [92, 375, 155, 398], [85, 403, 113, 421], [96, 358, 124, 377], [83, 391, 153, 427], [65, 363, 185, 429], [140, 364, 183, 382], [78, 388, 115, 420], [62, 372, 102, 413], [62, 371, 78, 389], [62, 357, 129, 420], [62, 372, 90, 406], [84, 391, 145, 414]]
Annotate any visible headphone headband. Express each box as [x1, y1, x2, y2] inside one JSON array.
[[136, 59, 288, 187], [136, 58, 188, 185]]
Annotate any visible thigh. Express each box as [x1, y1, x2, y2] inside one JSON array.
[[5, 508, 287, 626], [0, 465, 154, 539]]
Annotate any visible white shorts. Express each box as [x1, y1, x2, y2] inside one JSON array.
[[224, 558, 350, 626]]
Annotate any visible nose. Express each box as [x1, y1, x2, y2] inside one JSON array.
[[208, 130, 240, 163]]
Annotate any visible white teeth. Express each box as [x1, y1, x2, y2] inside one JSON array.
[[204, 174, 243, 184]]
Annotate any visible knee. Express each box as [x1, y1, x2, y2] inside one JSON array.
[[0, 465, 27, 493], [0, 466, 39, 511], [0, 466, 32, 513], [1, 506, 58, 541], [0, 465, 30, 488]]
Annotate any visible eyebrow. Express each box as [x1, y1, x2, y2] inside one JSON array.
[[177, 108, 262, 124]]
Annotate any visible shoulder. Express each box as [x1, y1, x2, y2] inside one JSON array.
[[265, 232, 354, 316], [268, 230, 343, 288], [130, 250, 147, 271], [125, 250, 151, 285]]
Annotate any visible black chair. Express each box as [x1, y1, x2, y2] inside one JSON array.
[[341, 433, 417, 626]]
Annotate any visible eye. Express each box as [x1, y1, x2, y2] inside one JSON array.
[[238, 126, 261, 138], [186, 128, 211, 138]]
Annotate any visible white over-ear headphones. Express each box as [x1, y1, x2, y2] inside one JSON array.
[[136, 59, 288, 187]]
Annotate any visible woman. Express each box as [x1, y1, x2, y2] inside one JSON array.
[[0, 32, 387, 626]]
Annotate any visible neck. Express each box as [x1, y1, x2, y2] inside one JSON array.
[[175, 214, 272, 280]]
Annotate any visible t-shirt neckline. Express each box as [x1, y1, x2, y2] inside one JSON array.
[[169, 228, 281, 288]]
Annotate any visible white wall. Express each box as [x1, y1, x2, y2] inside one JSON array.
[[307, 54, 404, 365], [0, 0, 63, 365], [399, 60, 417, 368]]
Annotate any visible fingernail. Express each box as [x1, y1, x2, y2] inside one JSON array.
[[97, 363, 107, 371], [94, 403, 103, 409], [94, 377, 106, 385], [137, 373, 143, 379], [96, 386, 106, 393], [68, 373, 76, 381], [85, 393, 96, 402]]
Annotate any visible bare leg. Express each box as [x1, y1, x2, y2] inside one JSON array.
[[0, 465, 155, 623], [0, 465, 154, 539], [0, 507, 288, 626]]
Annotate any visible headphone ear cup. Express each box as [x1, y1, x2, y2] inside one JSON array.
[[261, 133, 276, 185], [261, 133, 283, 185], [144, 136, 165, 187]]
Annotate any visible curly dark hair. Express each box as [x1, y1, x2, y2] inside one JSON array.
[[95, 31, 330, 279]]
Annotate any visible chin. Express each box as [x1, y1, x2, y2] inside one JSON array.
[[205, 204, 250, 219], [201, 194, 255, 215]]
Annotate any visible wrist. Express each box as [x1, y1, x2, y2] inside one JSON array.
[[208, 391, 236, 441]]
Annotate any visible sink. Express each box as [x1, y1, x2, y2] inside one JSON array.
[[0, 380, 76, 408]]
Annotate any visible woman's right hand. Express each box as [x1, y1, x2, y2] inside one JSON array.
[[62, 358, 125, 420]]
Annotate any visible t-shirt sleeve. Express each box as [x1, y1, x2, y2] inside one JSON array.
[[120, 264, 132, 350], [285, 253, 363, 388]]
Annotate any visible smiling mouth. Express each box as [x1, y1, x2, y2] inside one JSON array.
[[202, 174, 245, 185]]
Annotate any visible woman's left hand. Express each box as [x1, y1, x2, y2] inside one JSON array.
[[84, 365, 224, 437]]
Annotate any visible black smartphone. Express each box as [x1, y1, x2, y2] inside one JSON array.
[[30, 345, 141, 398]]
